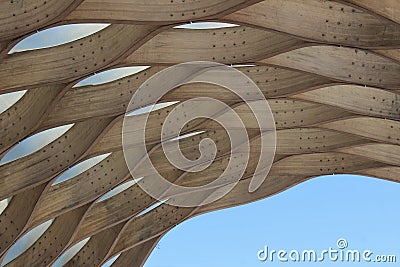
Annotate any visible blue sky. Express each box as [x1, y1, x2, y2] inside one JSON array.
[[0, 23, 399, 266], [146, 175, 400, 267]]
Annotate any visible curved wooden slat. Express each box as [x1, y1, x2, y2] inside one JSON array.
[[1, 2, 400, 266], [0, 184, 45, 258], [123, 26, 306, 65], [337, 143, 400, 166], [29, 151, 130, 226], [103, 152, 386, 260], [5, 204, 89, 267], [90, 98, 354, 159], [262, 45, 400, 89], [0, 0, 83, 42], [358, 166, 400, 183], [224, 0, 400, 48], [111, 236, 161, 267], [0, 85, 64, 156], [320, 117, 400, 145], [65, 0, 261, 23], [43, 65, 334, 128], [374, 49, 400, 63], [292, 84, 400, 120], [41, 67, 164, 128], [340, 0, 400, 24], [64, 223, 124, 267], [0, 118, 112, 199], [73, 128, 231, 241], [121, 164, 400, 266], [276, 128, 369, 154], [56, 125, 370, 247], [110, 205, 195, 257], [0, 24, 159, 93]]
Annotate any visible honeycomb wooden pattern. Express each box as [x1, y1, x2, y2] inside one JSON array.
[[0, 1, 399, 266]]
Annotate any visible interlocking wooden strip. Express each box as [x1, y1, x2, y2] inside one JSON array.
[[6, 204, 90, 267], [262, 46, 400, 89], [0, 118, 112, 199], [0, 0, 83, 42], [358, 166, 400, 183], [337, 143, 400, 166], [65, 0, 261, 23], [120, 164, 400, 266], [102, 153, 386, 262], [43, 65, 334, 128], [0, 24, 159, 93], [110, 236, 161, 267], [341, 0, 400, 24], [0, 85, 63, 156], [64, 223, 124, 267], [224, 0, 400, 48], [29, 151, 130, 226], [62, 116, 391, 264], [320, 117, 400, 145], [276, 128, 369, 154], [123, 26, 306, 65], [8, 98, 388, 259], [1, 1, 400, 266], [292, 85, 400, 120], [0, 184, 45, 258], [58, 125, 370, 246]]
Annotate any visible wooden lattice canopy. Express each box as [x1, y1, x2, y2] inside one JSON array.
[[0, 0, 399, 266]]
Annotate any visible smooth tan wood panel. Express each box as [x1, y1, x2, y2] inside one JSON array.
[[272, 152, 384, 176]]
